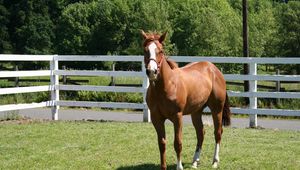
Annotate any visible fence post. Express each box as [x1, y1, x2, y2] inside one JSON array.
[[142, 61, 150, 122], [110, 62, 116, 86], [15, 65, 19, 87], [276, 69, 281, 105], [62, 65, 67, 84], [50, 54, 59, 120], [249, 62, 257, 127]]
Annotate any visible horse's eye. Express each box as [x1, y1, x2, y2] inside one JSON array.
[[144, 51, 150, 57]]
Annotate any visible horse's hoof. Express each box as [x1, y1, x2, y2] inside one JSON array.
[[191, 161, 198, 169], [191, 165, 197, 169], [212, 162, 218, 169], [177, 165, 183, 170], [177, 160, 183, 170]]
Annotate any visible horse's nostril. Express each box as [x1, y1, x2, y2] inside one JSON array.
[[154, 69, 157, 74], [146, 69, 150, 76]]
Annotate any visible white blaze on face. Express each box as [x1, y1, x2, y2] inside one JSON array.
[[148, 42, 158, 71]]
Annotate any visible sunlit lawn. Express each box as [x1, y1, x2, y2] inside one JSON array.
[[0, 121, 299, 169]]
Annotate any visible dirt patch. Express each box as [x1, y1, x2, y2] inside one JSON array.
[[0, 117, 50, 125]]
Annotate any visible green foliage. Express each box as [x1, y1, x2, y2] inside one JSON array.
[[274, 1, 300, 74], [275, 1, 300, 57], [0, 0, 12, 53], [171, 0, 242, 57], [0, 92, 50, 105], [122, 0, 175, 55], [228, 0, 279, 57], [55, 0, 174, 56], [2, 0, 299, 66], [247, 0, 278, 57], [18, 13, 54, 54], [76, 91, 142, 104], [57, 2, 93, 54], [5, 0, 54, 54]]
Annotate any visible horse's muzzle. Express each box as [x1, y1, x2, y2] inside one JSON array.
[[146, 68, 158, 80]]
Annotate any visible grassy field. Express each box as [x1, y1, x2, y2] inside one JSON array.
[[0, 121, 299, 170]]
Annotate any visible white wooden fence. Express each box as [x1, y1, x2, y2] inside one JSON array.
[[0, 54, 299, 127]]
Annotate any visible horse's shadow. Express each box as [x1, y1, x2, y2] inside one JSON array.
[[116, 163, 177, 170]]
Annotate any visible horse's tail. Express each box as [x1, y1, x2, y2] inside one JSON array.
[[222, 92, 231, 126]]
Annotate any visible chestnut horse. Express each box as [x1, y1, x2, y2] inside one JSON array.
[[141, 31, 231, 170]]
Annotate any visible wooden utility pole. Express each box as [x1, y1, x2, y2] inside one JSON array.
[[243, 0, 257, 128], [243, 0, 249, 105]]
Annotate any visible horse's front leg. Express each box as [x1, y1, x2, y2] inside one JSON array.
[[172, 114, 184, 170], [152, 116, 167, 170], [212, 111, 223, 169]]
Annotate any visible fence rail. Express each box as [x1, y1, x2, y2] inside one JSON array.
[[0, 85, 53, 95], [58, 85, 144, 93], [0, 70, 52, 77], [0, 55, 299, 126], [54, 70, 144, 77]]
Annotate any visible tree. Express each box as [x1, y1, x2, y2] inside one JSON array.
[[56, 2, 93, 55], [16, 13, 54, 55], [247, 0, 277, 57], [88, 0, 128, 55], [275, 1, 300, 57], [56, 0, 175, 70], [0, 0, 12, 53], [274, 1, 300, 74], [2, 0, 55, 70], [170, 0, 242, 73], [89, 0, 174, 56], [171, 0, 242, 57], [5, 0, 54, 55], [228, 0, 278, 57], [122, 0, 174, 55]]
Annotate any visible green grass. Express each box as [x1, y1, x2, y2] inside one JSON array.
[[0, 121, 299, 169]]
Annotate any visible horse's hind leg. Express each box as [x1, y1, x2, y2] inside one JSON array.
[[211, 108, 223, 168], [191, 112, 205, 168]]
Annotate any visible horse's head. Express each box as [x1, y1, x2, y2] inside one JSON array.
[[141, 30, 167, 81]]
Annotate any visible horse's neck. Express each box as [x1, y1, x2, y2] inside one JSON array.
[[157, 57, 174, 87]]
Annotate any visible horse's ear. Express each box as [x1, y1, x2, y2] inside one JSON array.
[[141, 30, 147, 39], [159, 32, 167, 43]]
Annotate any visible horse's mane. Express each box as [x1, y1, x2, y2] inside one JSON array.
[[166, 58, 178, 69]]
